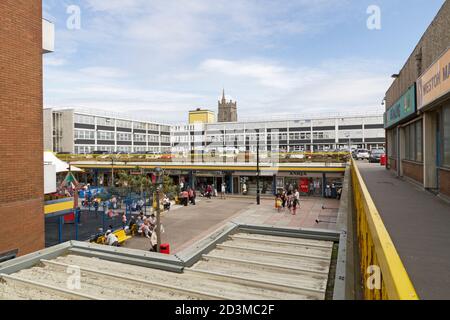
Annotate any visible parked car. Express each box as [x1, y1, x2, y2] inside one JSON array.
[[369, 149, 385, 163], [354, 149, 370, 160]]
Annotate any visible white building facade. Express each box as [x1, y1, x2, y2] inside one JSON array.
[[44, 108, 172, 154], [171, 114, 385, 155]]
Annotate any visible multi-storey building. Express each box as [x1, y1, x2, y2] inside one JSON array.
[[171, 113, 385, 155], [0, 1, 54, 257], [44, 108, 172, 154]]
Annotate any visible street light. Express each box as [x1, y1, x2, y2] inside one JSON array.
[[256, 130, 261, 205], [154, 167, 163, 252]]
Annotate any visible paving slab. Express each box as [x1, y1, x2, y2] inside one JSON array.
[[357, 161, 450, 300]]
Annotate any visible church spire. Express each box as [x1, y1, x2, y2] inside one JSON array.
[[222, 88, 226, 102]]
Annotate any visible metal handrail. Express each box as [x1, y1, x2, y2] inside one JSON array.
[[351, 159, 418, 300]]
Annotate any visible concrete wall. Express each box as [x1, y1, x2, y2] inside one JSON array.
[[0, 0, 45, 256], [61, 110, 74, 153], [43, 109, 53, 151], [385, 1, 450, 108]]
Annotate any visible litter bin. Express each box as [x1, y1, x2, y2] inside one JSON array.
[[160, 243, 170, 255], [64, 212, 75, 224], [380, 154, 387, 166]]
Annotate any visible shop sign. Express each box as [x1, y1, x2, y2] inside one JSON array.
[[288, 171, 308, 176], [417, 47, 450, 110], [384, 84, 416, 129]]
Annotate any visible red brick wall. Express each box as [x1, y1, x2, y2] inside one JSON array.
[[402, 160, 424, 184], [440, 169, 450, 198], [0, 0, 44, 256]]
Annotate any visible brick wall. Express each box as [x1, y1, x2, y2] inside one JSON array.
[[402, 160, 424, 184], [0, 0, 44, 256], [385, 1, 450, 108], [440, 169, 450, 198]]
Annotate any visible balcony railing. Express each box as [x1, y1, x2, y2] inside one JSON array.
[[56, 152, 351, 166], [351, 159, 418, 300]]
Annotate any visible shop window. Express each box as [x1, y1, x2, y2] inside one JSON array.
[[404, 120, 423, 162], [442, 106, 450, 167]]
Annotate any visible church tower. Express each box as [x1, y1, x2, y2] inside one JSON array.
[[218, 89, 238, 122]]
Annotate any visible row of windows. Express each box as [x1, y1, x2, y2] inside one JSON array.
[[75, 130, 169, 143], [74, 114, 167, 131], [74, 130, 95, 140], [74, 146, 164, 154]]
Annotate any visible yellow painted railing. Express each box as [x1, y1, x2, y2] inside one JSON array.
[[351, 159, 418, 300], [44, 198, 74, 215]]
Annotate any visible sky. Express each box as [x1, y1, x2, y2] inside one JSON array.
[[43, 0, 446, 123]]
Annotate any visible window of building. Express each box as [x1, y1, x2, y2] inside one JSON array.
[[278, 133, 287, 140], [97, 117, 114, 126], [134, 146, 146, 153], [387, 129, 397, 158], [404, 120, 423, 162], [117, 146, 132, 153], [149, 124, 160, 131], [133, 122, 146, 130], [97, 131, 115, 141], [75, 146, 94, 154], [134, 134, 146, 142], [443, 106, 450, 167], [161, 135, 170, 143], [97, 146, 115, 152], [289, 132, 300, 140], [75, 114, 95, 125], [148, 135, 160, 143], [116, 120, 132, 128], [74, 130, 95, 140], [117, 132, 132, 141]]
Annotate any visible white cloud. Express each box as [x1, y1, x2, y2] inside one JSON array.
[[79, 67, 127, 78], [44, 0, 387, 122], [44, 56, 67, 67]]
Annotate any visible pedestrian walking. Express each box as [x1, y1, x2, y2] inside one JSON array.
[[221, 182, 226, 199], [291, 197, 299, 215], [275, 195, 282, 213]]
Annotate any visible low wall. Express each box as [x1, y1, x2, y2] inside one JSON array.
[[440, 168, 450, 198], [402, 160, 424, 184]]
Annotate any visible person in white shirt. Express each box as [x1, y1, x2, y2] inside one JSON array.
[[294, 189, 300, 201], [150, 231, 158, 252], [148, 214, 156, 226], [221, 183, 226, 199], [105, 230, 119, 246]]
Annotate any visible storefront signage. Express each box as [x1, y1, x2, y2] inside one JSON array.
[[384, 84, 416, 129], [417, 47, 450, 110], [288, 171, 308, 176]]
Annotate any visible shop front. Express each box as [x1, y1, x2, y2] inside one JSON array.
[[384, 84, 419, 179], [417, 47, 450, 197], [232, 172, 275, 195], [275, 171, 344, 198]]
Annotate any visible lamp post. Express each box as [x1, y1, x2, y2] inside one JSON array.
[[256, 131, 261, 205], [111, 156, 115, 187], [154, 167, 162, 252]]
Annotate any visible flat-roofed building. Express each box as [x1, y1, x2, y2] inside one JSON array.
[[172, 113, 385, 155], [44, 108, 172, 154], [189, 108, 216, 124]]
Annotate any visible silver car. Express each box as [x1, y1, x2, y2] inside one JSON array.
[[355, 149, 370, 160]]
